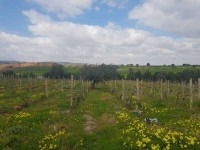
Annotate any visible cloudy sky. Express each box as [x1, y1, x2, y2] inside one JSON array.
[[0, 0, 200, 65]]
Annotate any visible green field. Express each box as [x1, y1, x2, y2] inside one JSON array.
[[118, 65, 200, 78], [12, 65, 200, 79], [0, 77, 200, 149], [14, 66, 52, 76], [13, 65, 82, 77]]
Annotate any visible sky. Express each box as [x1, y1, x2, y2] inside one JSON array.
[[0, 0, 200, 65]]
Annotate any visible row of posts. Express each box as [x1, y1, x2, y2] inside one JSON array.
[[44, 75, 90, 108], [120, 78, 200, 110]]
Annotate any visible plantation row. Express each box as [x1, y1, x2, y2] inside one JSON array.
[[0, 77, 200, 149], [1, 77, 200, 116], [107, 78, 200, 111], [0, 76, 90, 114]]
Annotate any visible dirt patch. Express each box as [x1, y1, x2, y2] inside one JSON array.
[[60, 109, 71, 115], [100, 93, 112, 101], [84, 114, 96, 133], [49, 123, 67, 134], [97, 114, 116, 129]]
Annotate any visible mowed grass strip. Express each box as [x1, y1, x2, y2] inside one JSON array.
[[68, 89, 125, 150]]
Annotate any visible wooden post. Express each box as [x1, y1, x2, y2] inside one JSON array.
[[151, 81, 153, 94], [136, 79, 140, 112], [86, 81, 88, 93], [70, 75, 74, 107], [130, 80, 133, 93], [82, 78, 84, 98], [19, 78, 22, 90], [45, 78, 48, 98], [34, 78, 37, 88], [140, 80, 143, 99], [115, 80, 117, 90], [136, 79, 140, 101], [167, 80, 170, 97], [88, 81, 90, 92], [160, 79, 163, 100], [189, 78, 193, 110], [198, 78, 200, 99], [29, 77, 32, 91], [181, 81, 184, 99], [61, 79, 64, 93], [121, 79, 125, 101]]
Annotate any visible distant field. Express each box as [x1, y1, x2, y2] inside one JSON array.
[[10, 64, 200, 78], [13, 65, 82, 77], [117, 65, 200, 78], [14, 66, 52, 76]]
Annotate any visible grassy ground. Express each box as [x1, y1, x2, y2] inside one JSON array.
[[0, 81, 125, 149], [0, 79, 200, 149]]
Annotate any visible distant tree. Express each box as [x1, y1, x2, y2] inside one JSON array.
[[166, 72, 176, 81], [147, 63, 150, 67], [2, 70, 15, 77], [127, 68, 134, 80], [143, 70, 152, 80], [171, 64, 175, 67], [176, 69, 200, 82], [136, 64, 139, 67], [153, 72, 167, 81], [43, 65, 65, 79], [81, 64, 119, 88], [135, 70, 142, 80]]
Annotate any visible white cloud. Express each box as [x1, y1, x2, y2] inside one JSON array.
[[0, 32, 54, 61], [129, 0, 200, 38], [27, 0, 93, 18], [1, 9, 200, 65], [23, 9, 52, 24], [102, 0, 129, 8]]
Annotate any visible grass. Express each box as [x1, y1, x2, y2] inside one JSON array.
[[0, 79, 200, 149], [0, 80, 125, 149]]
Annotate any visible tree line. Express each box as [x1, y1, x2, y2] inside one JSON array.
[[1, 70, 37, 78], [1, 64, 200, 83], [127, 68, 200, 82]]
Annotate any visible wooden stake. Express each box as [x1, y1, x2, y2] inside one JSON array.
[[19, 78, 22, 90], [82, 78, 84, 98], [181, 81, 184, 99], [115, 80, 117, 90], [70, 75, 74, 107], [136, 79, 140, 101], [198, 78, 200, 99], [167, 80, 170, 97], [160, 79, 163, 100], [130, 80, 133, 93], [140, 80, 143, 99], [45, 78, 48, 98], [151, 81, 153, 94], [121, 79, 125, 101], [189, 78, 193, 110], [61, 79, 64, 93], [29, 77, 32, 91]]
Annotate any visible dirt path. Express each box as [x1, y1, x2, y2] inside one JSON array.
[[84, 114, 96, 133], [81, 90, 121, 134]]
